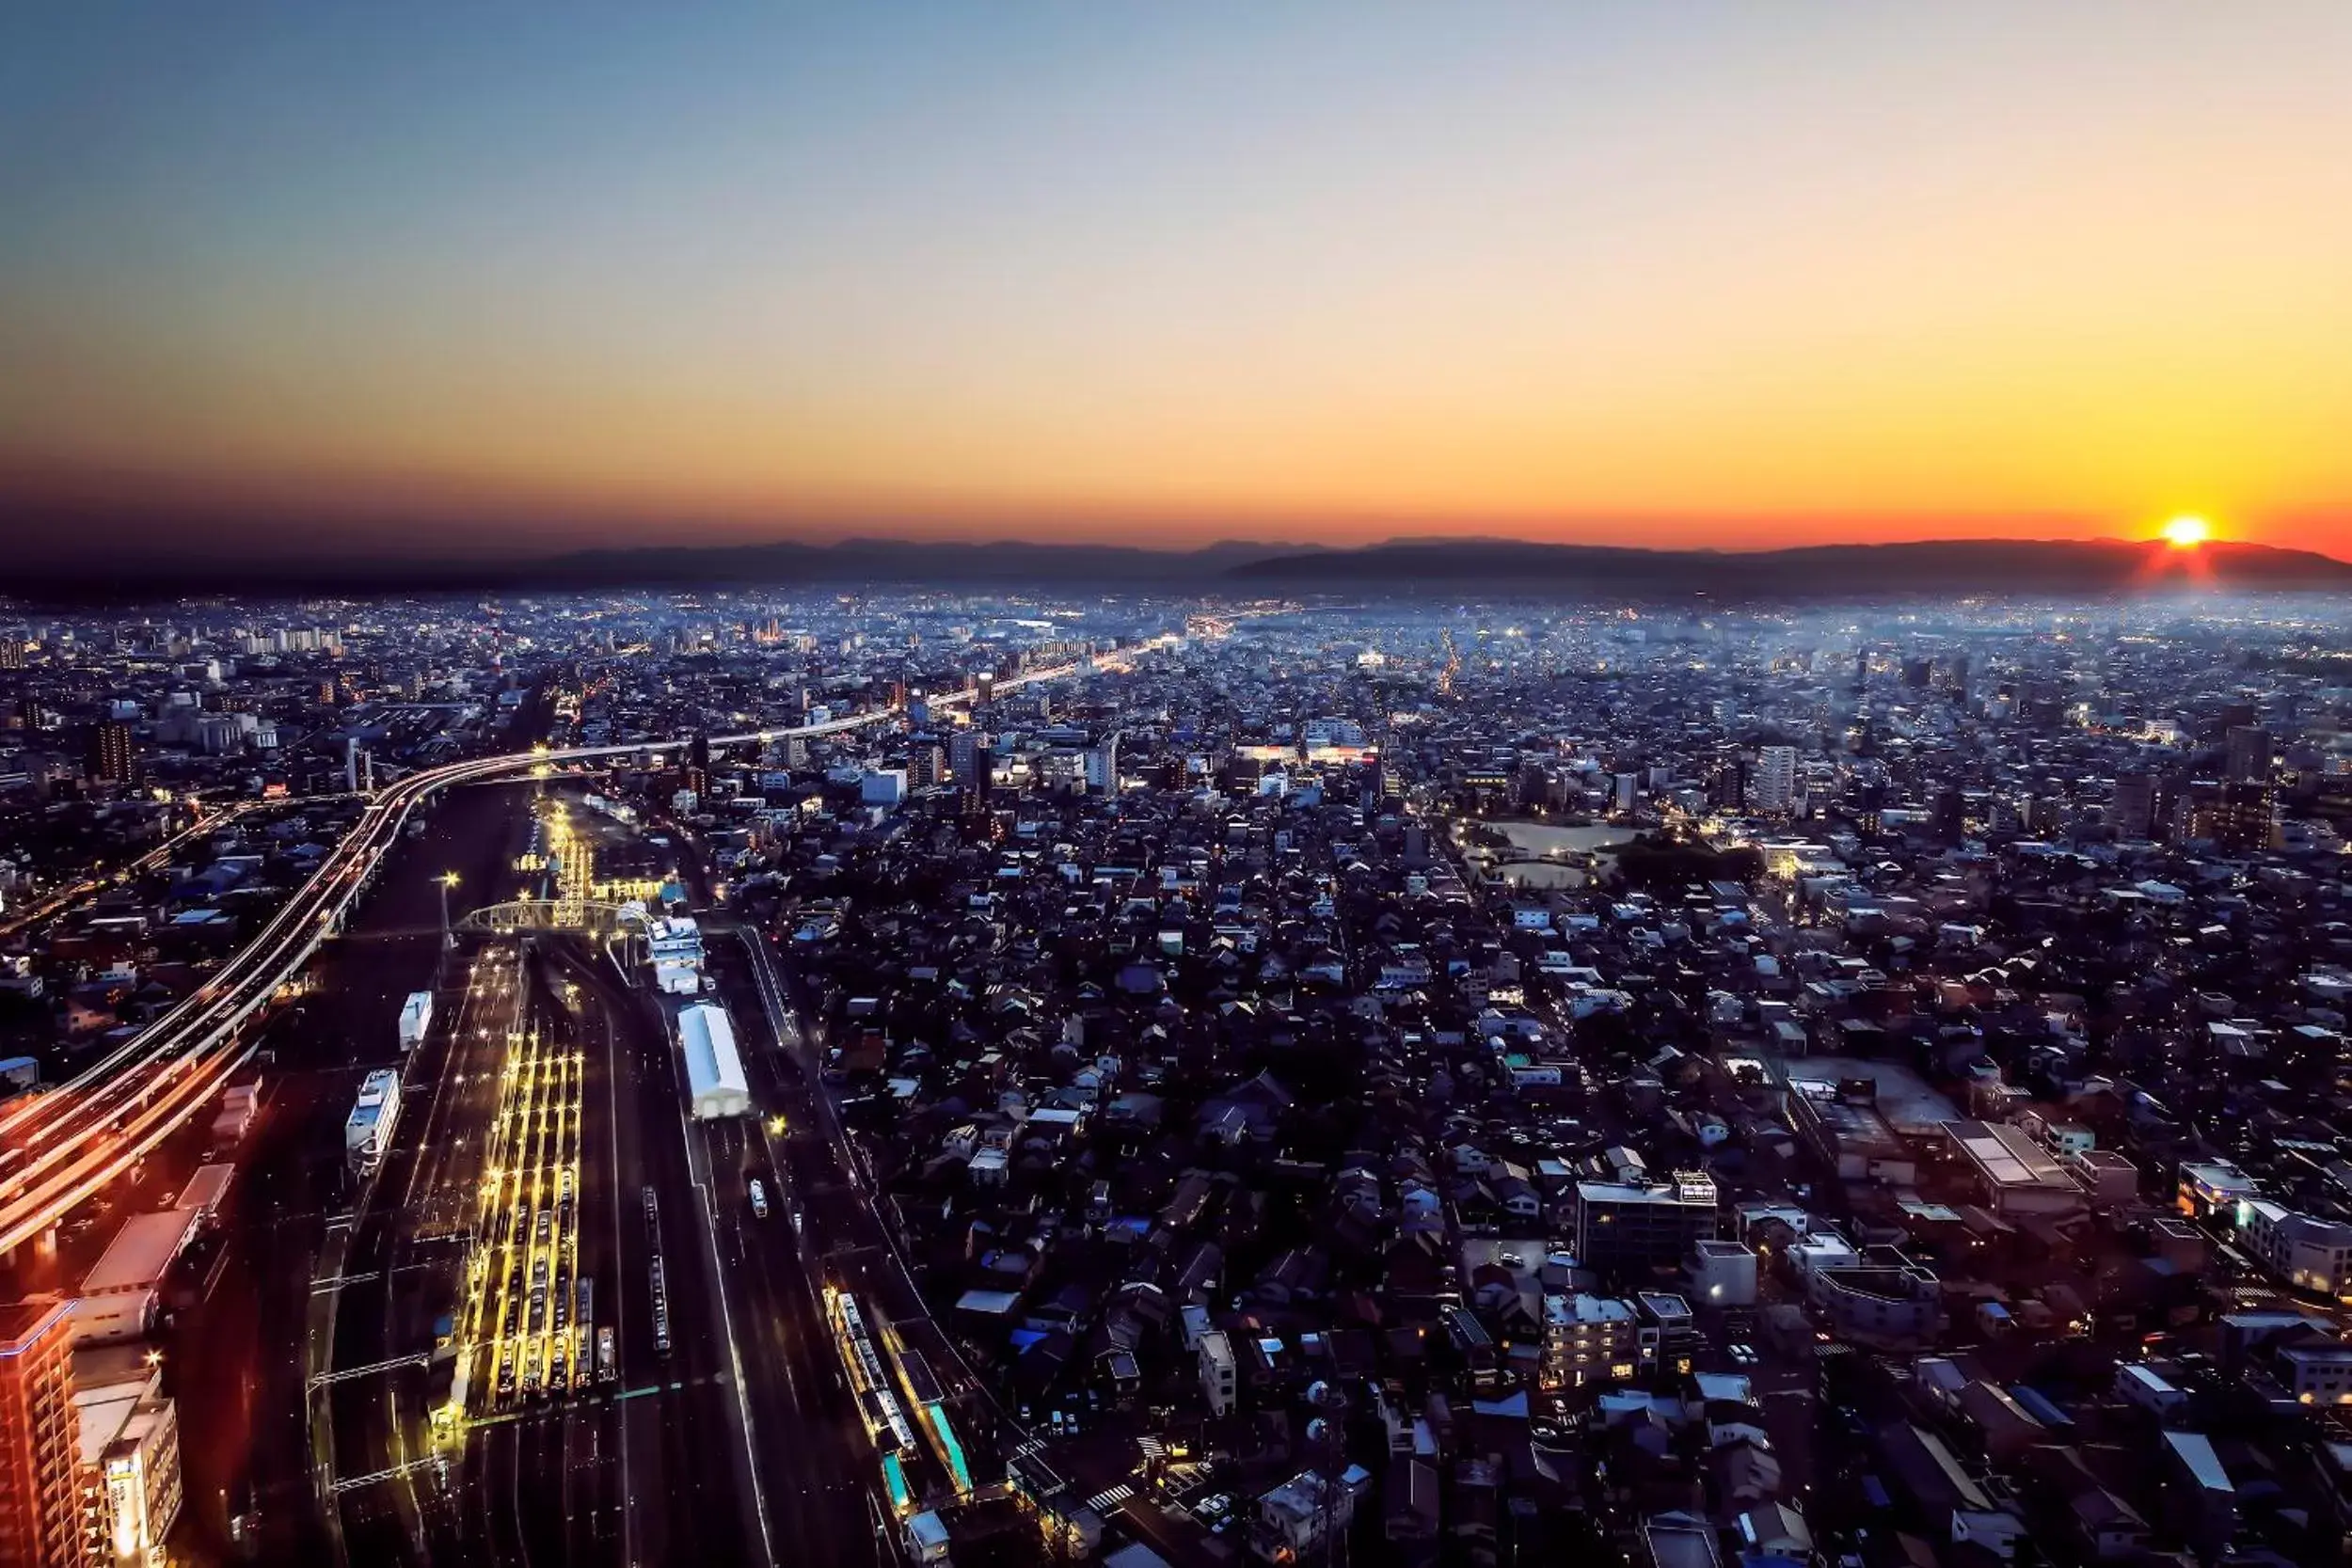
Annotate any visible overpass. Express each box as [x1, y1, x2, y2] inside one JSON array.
[[454, 899, 648, 938], [0, 659, 1086, 1256]]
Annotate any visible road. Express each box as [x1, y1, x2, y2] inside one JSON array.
[[167, 775, 548, 1564], [0, 659, 1087, 1257]]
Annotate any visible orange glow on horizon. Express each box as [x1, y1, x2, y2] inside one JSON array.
[[7, 12, 2352, 564]]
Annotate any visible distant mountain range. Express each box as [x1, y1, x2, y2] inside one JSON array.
[[1223, 536, 2352, 594], [8, 531, 2349, 600]]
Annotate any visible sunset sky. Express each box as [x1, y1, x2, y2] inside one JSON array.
[[6, 5, 2352, 564]]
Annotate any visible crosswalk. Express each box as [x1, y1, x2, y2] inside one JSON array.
[[1087, 1483, 1136, 1513]]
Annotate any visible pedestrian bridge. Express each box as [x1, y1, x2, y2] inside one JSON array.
[[456, 899, 649, 937]]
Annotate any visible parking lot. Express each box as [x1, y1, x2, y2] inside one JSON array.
[[454, 947, 594, 1409]]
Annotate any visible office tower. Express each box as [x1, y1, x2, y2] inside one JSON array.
[[0, 640, 23, 671], [947, 727, 983, 785], [689, 731, 712, 777], [974, 672, 994, 710], [957, 731, 993, 818], [2111, 774, 2158, 841], [906, 737, 944, 788], [2226, 724, 2273, 784], [85, 722, 136, 786], [1750, 746, 1798, 814], [0, 1298, 87, 1568]]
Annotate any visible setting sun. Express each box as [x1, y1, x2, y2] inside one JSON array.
[[2161, 515, 2213, 548]]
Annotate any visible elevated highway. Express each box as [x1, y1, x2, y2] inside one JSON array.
[[0, 661, 1082, 1256]]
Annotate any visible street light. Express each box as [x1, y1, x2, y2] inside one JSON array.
[[438, 872, 461, 946]]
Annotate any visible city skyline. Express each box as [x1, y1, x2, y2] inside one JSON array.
[[8, 6, 2352, 564]]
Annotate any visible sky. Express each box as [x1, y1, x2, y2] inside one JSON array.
[[6, 4, 2352, 564]]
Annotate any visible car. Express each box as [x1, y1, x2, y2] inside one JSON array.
[[535, 1209, 553, 1245], [748, 1179, 770, 1219], [1729, 1343, 1759, 1367]]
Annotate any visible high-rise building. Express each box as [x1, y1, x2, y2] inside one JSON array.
[[0, 1298, 87, 1568], [947, 728, 983, 785], [1750, 746, 1799, 815], [84, 723, 135, 786], [73, 1347, 181, 1568], [956, 731, 994, 818], [1932, 785, 1968, 845], [1086, 732, 1120, 794], [2220, 781, 2280, 852], [2111, 774, 2158, 841], [2226, 724, 2273, 784]]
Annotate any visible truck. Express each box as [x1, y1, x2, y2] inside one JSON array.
[[398, 990, 434, 1052], [345, 1069, 402, 1175], [209, 1081, 261, 1151], [903, 1511, 952, 1565]]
